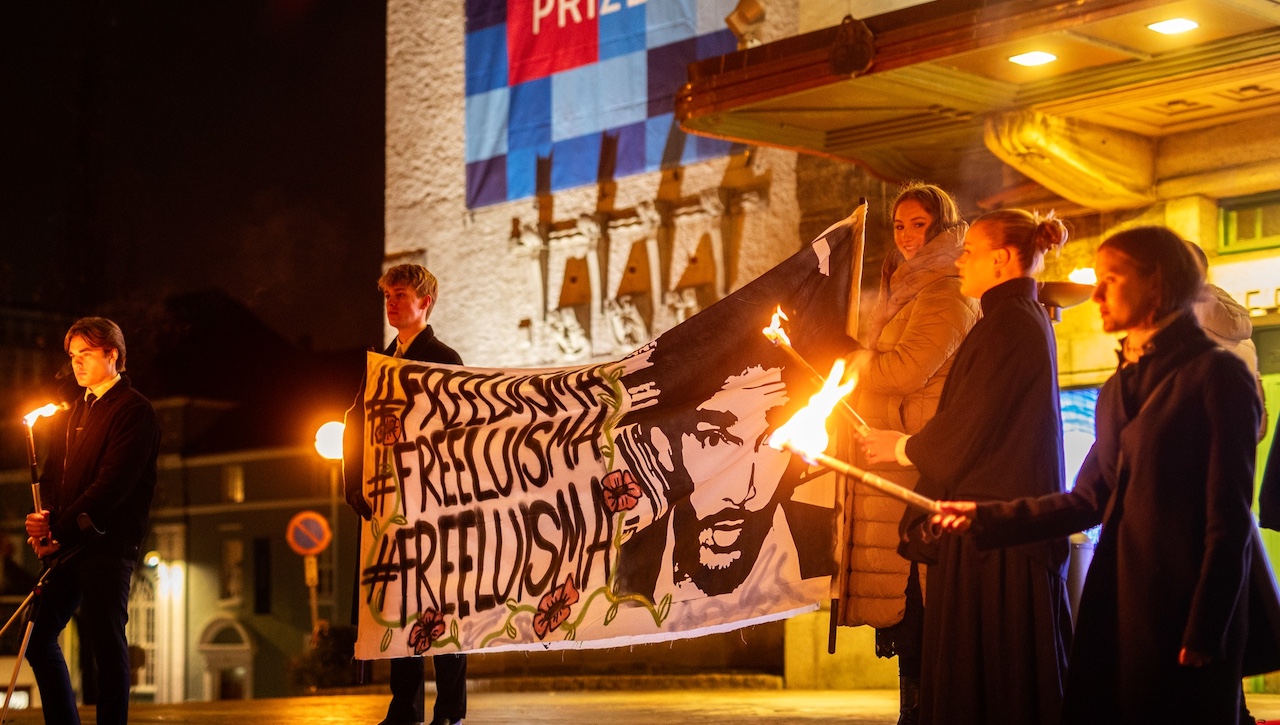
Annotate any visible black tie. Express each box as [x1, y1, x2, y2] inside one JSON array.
[[75, 393, 97, 444]]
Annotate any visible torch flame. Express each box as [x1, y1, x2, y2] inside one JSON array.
[[762, 306, 792, 348], [768, 359, 856, 463], [23, 403, 66, 428], [1068, 267, 1097, 285]]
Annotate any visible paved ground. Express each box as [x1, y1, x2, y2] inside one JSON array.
[[7, 691, 1280, 724]]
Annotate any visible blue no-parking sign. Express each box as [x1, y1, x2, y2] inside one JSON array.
[[286, 511, 332, 557]]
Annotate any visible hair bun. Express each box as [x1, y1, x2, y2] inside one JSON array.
[[1033, 214, 1068, 254]]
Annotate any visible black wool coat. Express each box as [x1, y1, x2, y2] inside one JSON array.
[[40, 375, 160, 554], [976, 313, 1273, 724], [902, 277, 1072, 725]]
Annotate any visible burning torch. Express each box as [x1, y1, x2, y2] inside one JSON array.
[[762, 307, 872, 437], [23, 403, 68, 544], [767, 357, 940, 654], [768, 359, 940, 515]]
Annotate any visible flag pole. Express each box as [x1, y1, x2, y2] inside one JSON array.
[[829, 199, 867, 653]]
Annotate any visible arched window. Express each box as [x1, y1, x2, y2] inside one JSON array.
[[197, 617, 254, 700], [127, 571, 157, 695]]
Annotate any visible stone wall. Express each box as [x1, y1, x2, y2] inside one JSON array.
[[384, 1, 906, 370]]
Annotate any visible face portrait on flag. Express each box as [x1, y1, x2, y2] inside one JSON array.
[[613, 339, 817, 602], [671, 364, 790, 595]]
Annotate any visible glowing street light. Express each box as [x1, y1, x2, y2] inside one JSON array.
[[314, 421, 344, 461]]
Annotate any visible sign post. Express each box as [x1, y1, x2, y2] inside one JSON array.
[[286, 511, 332, 640]]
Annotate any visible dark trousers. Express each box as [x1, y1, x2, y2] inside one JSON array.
[[875, 562, 925, 676], [26, 550, 135, 725], [386, 653, 467, 723], [355, 518, 467, 724]]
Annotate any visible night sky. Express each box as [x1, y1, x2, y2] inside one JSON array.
[[3, 0, 385, 353], [2, 0, 388, 456], [1, 1, 389, 461]]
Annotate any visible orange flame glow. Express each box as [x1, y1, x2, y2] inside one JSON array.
[[23, 403, 66, 428], [1068, 267, 1097, 285], [762, 306, 792, 348], [768, 359, 855, 462]]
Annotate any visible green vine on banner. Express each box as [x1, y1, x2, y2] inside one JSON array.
[[595, 362, 628, 472], [477, 601, 541, 648], [363, 447, 408, 630], [474, 508, 672, 648], [429, 619, 461, 651]]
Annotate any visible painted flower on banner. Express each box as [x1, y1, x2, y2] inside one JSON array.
[[408, 608, 446, 654], [374, 415, 403, 445], [600, 470, 642, 513], [533, 574, 579, 640]]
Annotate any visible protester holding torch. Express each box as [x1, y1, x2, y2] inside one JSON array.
[[23, 317, 159, 725], [23, 403, 67, 545], [931, 227, 1276, 724], [861, 209, 1073, 725], [837, 182, 979, 725]]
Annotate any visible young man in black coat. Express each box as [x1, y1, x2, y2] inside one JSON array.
[[25, 317, 160, 725], [344, 264, 466, 725]]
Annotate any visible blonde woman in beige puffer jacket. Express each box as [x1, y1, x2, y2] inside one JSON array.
[[838, 183, 979, 725]]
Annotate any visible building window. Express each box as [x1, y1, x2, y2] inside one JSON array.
[[317, 547, 335, 602], [1061, 388, 1100, 542], [220, 539, 244, 603], [221, 465, 245, 503], [253, 538, 272, 615], [127, 572, 157, 695], [1222, 191, 1280, 254]]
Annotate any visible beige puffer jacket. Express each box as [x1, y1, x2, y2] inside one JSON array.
[[837, 234, 979, 629]]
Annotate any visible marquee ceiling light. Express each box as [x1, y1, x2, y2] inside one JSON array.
[[1147, 18, 1199, 35], [1008, 51, 1058, 67]]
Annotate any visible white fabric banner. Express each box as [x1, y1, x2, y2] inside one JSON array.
[[354, 208, 865, 658]]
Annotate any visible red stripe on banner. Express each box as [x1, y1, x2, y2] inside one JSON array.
[[507, 0, 598, 85]]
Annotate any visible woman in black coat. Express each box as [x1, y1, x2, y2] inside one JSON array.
[[935, 226, 1267, 724], [862, 208, 1073, 725]]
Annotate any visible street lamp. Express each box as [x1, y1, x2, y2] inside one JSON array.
[[314, 421, 344, 461], [309, 421, 344, 641]]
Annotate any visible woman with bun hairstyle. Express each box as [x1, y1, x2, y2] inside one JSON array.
[[862, 208, 1073, 725], [932, 226, 1271, 724], [840, 182, 979, 725]]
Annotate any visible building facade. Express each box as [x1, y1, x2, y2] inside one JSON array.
[[387, 0, 1280, 689]]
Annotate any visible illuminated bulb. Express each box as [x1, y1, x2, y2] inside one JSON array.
[[1068, 268, 1097, 285], [1009, 51, 1057, 67], [314, 421, 345, 460], [1148, 18, 1198, 35]]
